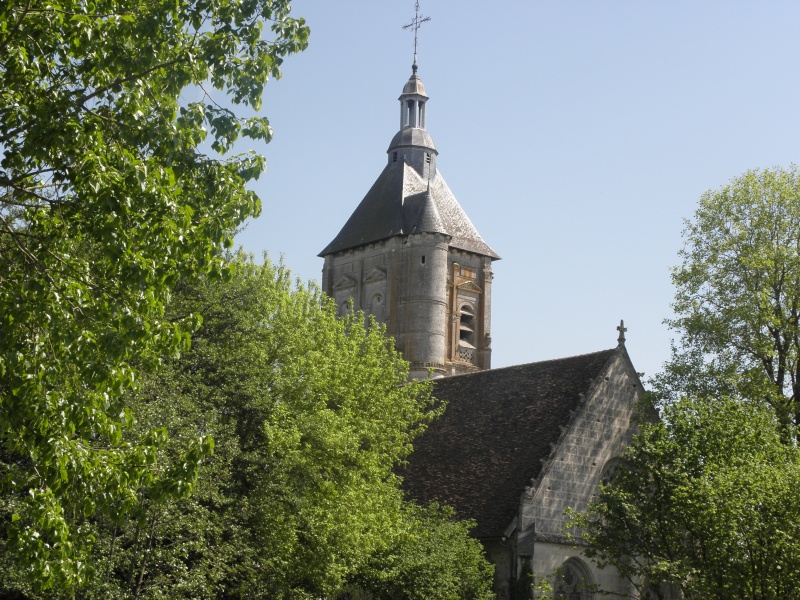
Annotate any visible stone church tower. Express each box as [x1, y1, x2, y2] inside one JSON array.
[[319, 63, 499, 379], [319, 50, 645, 600]]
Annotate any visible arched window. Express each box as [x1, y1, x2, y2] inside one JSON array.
[[600, 457, 628, 488], [554, 558, 594, 600]]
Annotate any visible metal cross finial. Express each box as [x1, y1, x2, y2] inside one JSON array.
[[403, 1, 431, 71], [617, 320, 628, 346]]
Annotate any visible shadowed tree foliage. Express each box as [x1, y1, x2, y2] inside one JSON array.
[[1, 255, 494, 598], [341, 502, 495, 600], [0, 0, 308, 590], [571, 396, 800, 600]]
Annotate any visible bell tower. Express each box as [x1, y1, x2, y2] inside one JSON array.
[[319, 63, 499, 378]]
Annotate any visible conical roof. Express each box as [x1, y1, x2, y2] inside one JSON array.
[[405, 188, 446, 235]]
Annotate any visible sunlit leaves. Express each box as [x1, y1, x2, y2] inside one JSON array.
[[346, 503, 495, 600], [83, 255, 441, 597], [656, 166, 800, 439], [0, 0, 308, 590]]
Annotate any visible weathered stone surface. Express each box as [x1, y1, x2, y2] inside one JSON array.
[[402, 348, 643, 598]]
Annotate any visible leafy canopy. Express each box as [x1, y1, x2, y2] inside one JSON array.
[[0, 255, 495, 599], [655, 165, 800, 439], [343, 502, 495, 600], [0, 0, 308, 590], [571, 396, 800, 600], [574, 166, 800, 599]]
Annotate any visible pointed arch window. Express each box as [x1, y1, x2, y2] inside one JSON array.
[[555, 558, 594, 600]]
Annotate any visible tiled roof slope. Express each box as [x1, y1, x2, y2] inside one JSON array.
[[319, 163, 499, 259], [401, 348, 619, 538]]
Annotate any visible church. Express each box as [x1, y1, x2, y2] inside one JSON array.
[[319, 59, 645, 599]]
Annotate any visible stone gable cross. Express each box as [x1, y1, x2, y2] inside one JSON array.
[[617, 319, 627, 346]]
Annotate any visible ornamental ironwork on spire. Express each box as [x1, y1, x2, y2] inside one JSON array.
[[402, 0, 430, 70], [400, 1, 431, 130]]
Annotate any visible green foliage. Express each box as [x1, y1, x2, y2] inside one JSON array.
[[571, 396, 800, 600], [580, 165, 800, 598], [343, 503, 495, 600], [0, 254, 456, 598], [654, 165, 800, 438], [0, 0, 308, 590]]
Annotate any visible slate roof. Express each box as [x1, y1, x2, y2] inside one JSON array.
[[388, 127, 437, 151], [319, 161, 500, 259], [400, 348, 619, 538], [405, 190, 447, 235], [402, 70, 428, 96]]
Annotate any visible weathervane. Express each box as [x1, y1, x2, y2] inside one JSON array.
[[403, 1, 431, 72]]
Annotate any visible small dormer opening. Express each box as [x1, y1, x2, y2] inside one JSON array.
[[425, 152, 431, 164], [421, 255, 426, 264], [369, 293, 385, 324], [392, 151, 398, 163]]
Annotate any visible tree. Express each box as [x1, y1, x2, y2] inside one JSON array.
[[570, 396, 800, 600], [342, 503, 495, 600], [0, 1, 308, 590], [158, 256, 438, 598], [0, 255, 496, 599], [654, 166, 800, 439]]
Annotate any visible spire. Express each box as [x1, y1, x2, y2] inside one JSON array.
[[405, 188, 447, 235], [403, 1, 430, 72], [400, 2, 431, 130]]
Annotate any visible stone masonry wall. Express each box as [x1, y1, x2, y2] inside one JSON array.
[[519, 351, 643, 597]]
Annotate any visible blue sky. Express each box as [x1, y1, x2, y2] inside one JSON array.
[[233, 1, 800, 380]]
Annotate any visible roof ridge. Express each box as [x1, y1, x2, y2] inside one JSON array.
[[431, 347, 618, 381]]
